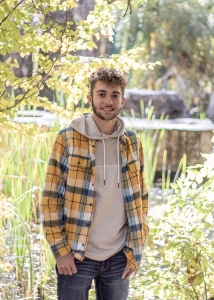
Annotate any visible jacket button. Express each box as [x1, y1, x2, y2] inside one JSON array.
[[89, 203, 92, 206]]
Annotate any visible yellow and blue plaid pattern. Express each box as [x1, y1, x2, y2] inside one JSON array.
[[40, 127, 148, 270]]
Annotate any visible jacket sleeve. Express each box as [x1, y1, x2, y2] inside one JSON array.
[[124, 135, 149, 271], [40, 132, 71, 258], [138, 138, 148, 221]]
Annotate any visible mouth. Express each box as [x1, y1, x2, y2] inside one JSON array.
[[101, 107, 114, 112]]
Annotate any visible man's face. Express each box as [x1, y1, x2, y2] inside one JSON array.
[[87, 81, 126, 121]]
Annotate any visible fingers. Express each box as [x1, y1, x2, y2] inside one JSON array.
[[64, 261, 77, 275], [57, 261, 77, 275], [122, 261, 134, 279], [56, 253, 77, 276], [124, 268, 134, 279], [72, 262, 77, 274], [121, 262, 129, 279]]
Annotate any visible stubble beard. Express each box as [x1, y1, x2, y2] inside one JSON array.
[[91, 99, 122, 121]]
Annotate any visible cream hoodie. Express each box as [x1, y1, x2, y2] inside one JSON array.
[[70, 114, 128, 260]]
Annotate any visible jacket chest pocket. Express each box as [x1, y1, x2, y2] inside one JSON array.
[[127, 160, 140, 173], [68, 156, 92, 174], [67, 156, 92, 188]]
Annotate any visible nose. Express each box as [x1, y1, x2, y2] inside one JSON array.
[[104, 94, 113, 105]]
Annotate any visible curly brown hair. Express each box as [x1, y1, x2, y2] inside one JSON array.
[[88, 67, 127, 97]]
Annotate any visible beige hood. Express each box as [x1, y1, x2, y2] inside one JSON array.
[[70, 113, 125, 140]]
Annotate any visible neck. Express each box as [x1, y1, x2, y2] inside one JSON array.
[[92, 114, 116, 135]]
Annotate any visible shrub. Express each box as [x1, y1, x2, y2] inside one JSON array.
[[134, 138, 214, 299]]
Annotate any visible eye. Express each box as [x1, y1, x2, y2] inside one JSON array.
[[112, 94, 120, 99], [99, 93, 105, 97]]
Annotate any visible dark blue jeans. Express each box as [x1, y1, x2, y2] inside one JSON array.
[[56, 250, 129, 300]]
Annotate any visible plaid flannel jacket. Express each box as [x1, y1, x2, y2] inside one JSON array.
[[40, 126, 148, 271]]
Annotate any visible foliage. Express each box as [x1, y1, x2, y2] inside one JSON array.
[[132, 141, 214, 299], [114, 0, 214, 110], [3, 0, 214, 299], [136, 103, 166, 190], [0, 0, 153, 134], [0, 127, 59, 299]]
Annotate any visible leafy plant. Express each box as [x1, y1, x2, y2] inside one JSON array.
[[114, 0, 214, 111], [0, 0, 152, 135], [0, 128, 58, 299], [133, 138, 214, 299]]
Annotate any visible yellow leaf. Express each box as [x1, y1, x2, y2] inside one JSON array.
[[84, 41, 97, 50], [147, 64, 154, 70]]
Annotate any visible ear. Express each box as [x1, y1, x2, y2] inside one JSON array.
[[87, 95, 92, 105], [121, 97, 126, 106]]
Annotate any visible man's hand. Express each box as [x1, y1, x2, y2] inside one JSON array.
[[121, 261, 135, 279], [56, 252, 77, 276]]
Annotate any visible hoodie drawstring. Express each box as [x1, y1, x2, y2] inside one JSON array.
[[117, 137, 120, 188], [102, 139, 106, 185], [102, 138, 120, 188]]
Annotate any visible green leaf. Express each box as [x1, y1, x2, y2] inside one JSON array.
[[193, 274, 204, 285], [84, 40, 97, 50]]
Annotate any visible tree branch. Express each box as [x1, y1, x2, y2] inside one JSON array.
[[123, 0, 132, 17], [0, 0, 25, 26], [106, 0, 132, 17]]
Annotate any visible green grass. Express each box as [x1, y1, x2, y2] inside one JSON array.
[[0, 127, 58, 299]]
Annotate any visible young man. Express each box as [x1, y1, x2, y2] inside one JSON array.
[[40, 68, 148, 300]]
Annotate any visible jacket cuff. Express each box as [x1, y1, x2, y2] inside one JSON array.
[[123, 246, 136, 271], [51, 241, 71, 258]]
